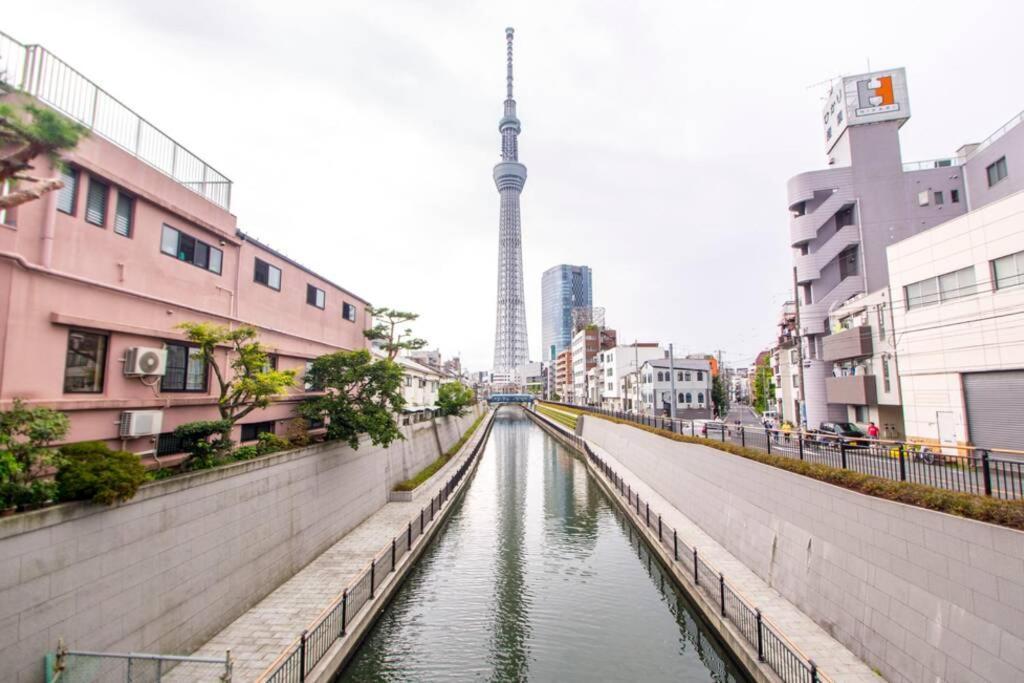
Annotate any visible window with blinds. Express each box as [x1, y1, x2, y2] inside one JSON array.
[[57, 166, 79, 215], [114, 192, 133, 237], [85, 178, 109, 226]]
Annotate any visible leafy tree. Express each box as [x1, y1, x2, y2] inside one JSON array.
[[0, 102, 88, 211], [752, 356, 775, 415], [711, 374, 730, 419], [0, 400, 69, 510], [436, 382, 474, 417], [57, 441, 148, 505], [177, 323, 296, 443], [299, 349, 405, 449], [363, 306, 427, 360]]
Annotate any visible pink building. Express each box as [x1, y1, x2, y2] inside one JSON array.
[[0, 34, 370, 464]]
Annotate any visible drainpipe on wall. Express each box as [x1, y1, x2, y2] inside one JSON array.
[[39, 188, 58, 268]]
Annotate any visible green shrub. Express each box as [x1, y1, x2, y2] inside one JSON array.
[[174, 420, 233, 470], [231, 445, 261, 461], [57, 441, 148, 505], [437, 382, 475, 417], [285, 417, 312, 448], [256, 432, 289, 455]]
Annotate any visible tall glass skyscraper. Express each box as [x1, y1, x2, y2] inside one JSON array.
[[541, 265, 593, 361]]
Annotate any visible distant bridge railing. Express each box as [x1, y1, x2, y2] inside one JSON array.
[[487, 393, 536, 404], [543, 401, 1024, 501]]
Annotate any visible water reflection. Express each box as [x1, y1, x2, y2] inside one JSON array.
[[338, 409, 749, 682]]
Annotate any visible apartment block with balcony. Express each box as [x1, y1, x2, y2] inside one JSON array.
[[888, 189, 1024, 452], [554, 348, 572, 401], [571, 325, 616, 405], [823, 289, 903, 438], [788, 67, 1023, 428], [0, 32, 370, 463]]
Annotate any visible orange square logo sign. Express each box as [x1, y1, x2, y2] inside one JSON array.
[[855, 75, 899, 116]]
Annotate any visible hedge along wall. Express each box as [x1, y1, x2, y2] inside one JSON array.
[[581, 416, 1024, 683], [0, 405, 483, 683]]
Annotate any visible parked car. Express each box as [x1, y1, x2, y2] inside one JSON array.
[[694, 419, 728, 438], [814, 422, 868, 447]]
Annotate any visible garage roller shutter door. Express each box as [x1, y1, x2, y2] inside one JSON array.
[[963, 370, 1024, 451]]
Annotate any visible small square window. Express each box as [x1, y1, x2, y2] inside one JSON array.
[[917, 190, 930, 207], [950, 189, 960, 203], [64, 329, 108, 393], [933, 191, 944, 205], [342, 302, 357, 322], [254, 258, 282, 291], [114, 193, 133, 237], [57, 166, 79, 215], [987, 156, 1008, 187]]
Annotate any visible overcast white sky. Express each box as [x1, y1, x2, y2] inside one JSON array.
[[7, 1, 1024, 372]]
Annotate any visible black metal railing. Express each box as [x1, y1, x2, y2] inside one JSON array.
[[543, 402, 1024, 500], [571, 434, 825, 683], [260, 412, 495, 683]]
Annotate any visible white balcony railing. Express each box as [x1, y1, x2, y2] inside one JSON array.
[[0, 30, 232, 210]]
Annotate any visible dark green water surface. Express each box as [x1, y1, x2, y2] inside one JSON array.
[[339, 409, 750, 682]]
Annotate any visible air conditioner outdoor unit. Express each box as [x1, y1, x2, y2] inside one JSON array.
[[119, 410, 164, 438], [123, 347, 168, 376]]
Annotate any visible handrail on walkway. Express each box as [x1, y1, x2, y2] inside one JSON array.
[[527, 406, 828, 683], [541, 401, 1024, 501]]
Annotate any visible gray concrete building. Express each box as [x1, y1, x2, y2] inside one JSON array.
[[788, 67, 1024, 427]]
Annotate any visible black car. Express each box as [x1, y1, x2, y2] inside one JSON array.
[[816, 422, 868, 447]]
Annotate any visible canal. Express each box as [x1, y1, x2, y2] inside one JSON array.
[[339, 409, 749, 681]]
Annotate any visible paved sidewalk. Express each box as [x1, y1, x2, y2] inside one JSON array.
[[168, 415, 491, 682], [586, 438, 879, 682]]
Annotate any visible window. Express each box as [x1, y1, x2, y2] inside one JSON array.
[[161, 343, 207, 392], [85, 178, 108, 226], [684, 371, 691, 381], [951, 189, 960, 203], [263, 354, 278, 372], [306, 284, 325, 309], [986, 156, 1008, 187], [933, 191, 944, 206], [839, 246, 859, 279], [63, 329, 107, 393], [241, 421, 275, 442], [254, 258, 282, 291], [835, 206, 854, 229], [877, 303, 887, 341], [917, 190, 930, 207], [697, 392, 705, 405], [157, 432, 186, 456], [0, 179, 9, 225], [677, 392, 684, 404], [676, 372, 683, 381], [114, 192, 133, 237], [854, 406, 869, 423], [685, 392, 692, 404], [57, 166, 79, 215], [304, 360, 315, 390], [792, 375, 800, 388], [697, 371, 704, 381], [993, 250, 1024, 290], [905, 266, 976, 308], [342, 302, 357, 322], [657, 371, 664, 382], [160, 225, 223, 274]]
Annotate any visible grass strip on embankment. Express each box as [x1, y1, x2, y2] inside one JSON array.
[[535, 404, 578, 431], [394, 411, 487, 492], [540, 402, 1024, 531]]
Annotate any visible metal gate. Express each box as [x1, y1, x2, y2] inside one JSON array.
[[46, 644, 231, 683], [963, 370, 1024, 451]]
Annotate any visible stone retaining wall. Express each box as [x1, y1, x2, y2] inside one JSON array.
[[0, 406, 482, 683], [582, 416, 1024, 683]]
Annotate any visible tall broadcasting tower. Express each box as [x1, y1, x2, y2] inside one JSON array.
[[492, 27, 530, 376]]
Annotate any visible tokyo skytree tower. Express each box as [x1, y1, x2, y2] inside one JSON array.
[[492, 27, 530, 375]]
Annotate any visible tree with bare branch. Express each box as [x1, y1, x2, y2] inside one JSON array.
[[363, 305, 427, 360]]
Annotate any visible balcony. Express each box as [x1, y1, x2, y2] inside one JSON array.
[[825, 375, 877, 405], [822, 326, 873, 362]]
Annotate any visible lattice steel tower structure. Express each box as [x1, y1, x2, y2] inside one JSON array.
[[492, 27, 530, 375]]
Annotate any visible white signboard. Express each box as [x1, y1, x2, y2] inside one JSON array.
[[823, 68, 910, 153]]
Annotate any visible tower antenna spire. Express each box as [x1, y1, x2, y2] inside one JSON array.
[[505, 27, 515, 99]]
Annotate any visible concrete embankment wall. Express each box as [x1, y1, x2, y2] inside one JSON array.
[[582, 416, 1024, 683], [0, 406, 482, 683]]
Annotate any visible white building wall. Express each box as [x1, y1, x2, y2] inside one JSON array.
[[888, 189, 1024, 445]]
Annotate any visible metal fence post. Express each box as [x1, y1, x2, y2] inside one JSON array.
[[673, 530, 678, 560], [645, 502, 650, 527], [340, 589, 348, 636], [719, 573, 726, 617], [840, 441, 848, 469], [810, 659, 819, 683], [982, 451, 992, 497], [898, 444, 906, 481], [658, 514, 662, 541], [693, 548, 699, 585], [407, 522, 412, 549], [299, 630, 308, 681], [798, 432, 804, 460], [740, 426, 745, 448], [766, 431, 771, 455], [370, 560, 376, 599], [755, 609, 764, 661], [720, 426, 725, 443], [391, 538, 396, 571]]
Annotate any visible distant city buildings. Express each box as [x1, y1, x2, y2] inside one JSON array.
[[572, 325, 617, 405], [541, 264, 593, 362]]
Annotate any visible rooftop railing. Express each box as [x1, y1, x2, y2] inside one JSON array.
[[0, 30, 232, 210], [902, 107, 1024, 173]]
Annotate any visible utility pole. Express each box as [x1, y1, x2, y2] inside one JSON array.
[[668, 343, 677, 419], [793, 266, 807, 429]]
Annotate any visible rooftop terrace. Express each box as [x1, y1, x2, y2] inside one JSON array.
[[0, 29, 232, 210]]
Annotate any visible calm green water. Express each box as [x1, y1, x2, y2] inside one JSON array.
[[339, 409, 749, 682]]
